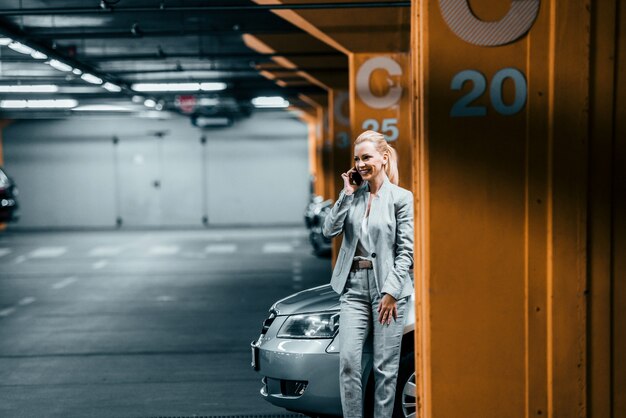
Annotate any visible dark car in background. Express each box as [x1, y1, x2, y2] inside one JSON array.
[[0, 167, 19, 223], [304, 195, 333, 257], [251, 284, 417, 418]]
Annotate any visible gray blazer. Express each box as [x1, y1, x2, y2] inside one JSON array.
[[323, 177, 414, 300]]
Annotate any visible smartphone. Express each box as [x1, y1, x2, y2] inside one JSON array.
[[349, 168, 363, 186]]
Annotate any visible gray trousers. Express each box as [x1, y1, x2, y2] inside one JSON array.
[[339, 268, 407, 418]]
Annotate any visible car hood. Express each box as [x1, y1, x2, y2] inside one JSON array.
[[271, 284, 340, 315]]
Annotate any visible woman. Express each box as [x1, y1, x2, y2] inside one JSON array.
[[323, 130, 414, 418]]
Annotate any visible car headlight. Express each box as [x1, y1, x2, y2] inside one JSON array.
[[277, 312, 340, 339]]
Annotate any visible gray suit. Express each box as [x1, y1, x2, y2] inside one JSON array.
[[323, 177, 414, 300], [323, 177, 414, 418]]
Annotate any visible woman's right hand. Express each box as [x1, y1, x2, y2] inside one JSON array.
[[341, 168, 360, 195]]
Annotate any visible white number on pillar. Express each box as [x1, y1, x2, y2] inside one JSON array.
[[361, 118, 399, 142], [451, 68, 527, 117], [356, 57, 403, 109], [439, 0, 540, 47]]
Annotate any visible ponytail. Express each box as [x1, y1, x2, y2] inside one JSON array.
[[354, 130, 399, 185]]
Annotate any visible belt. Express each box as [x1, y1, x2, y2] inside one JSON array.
[[351, 259, 373, 271]]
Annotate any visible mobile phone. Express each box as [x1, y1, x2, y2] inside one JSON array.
[[349, 168, 363, 186]]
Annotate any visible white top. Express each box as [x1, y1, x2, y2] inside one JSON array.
[[354, 213, 371, 258]]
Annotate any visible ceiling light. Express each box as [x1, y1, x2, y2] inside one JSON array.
[[48, 59, 73, 72], [72, 104, 133, 112], [132, 82, 200, 92], [8, 42, 35, 55], [81, 73, 103, 85], [72, 68, 83, 75], [200, 82, 227, 91], [30, 51, 47, 60], [132, 95, 144, 103], [0, 99, 78, 109], [198, 98, 219, 106], [144, 99, 156, 108], [251, 96, 289, 108], [103, 82, 122, 92], [0, 37, 12, 46], [0, 85, 58, 93]]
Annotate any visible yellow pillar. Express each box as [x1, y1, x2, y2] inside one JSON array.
[[412, 0, 625, 417], [349, 53, 412, 189]]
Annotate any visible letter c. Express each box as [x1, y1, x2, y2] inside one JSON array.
[[439, 0, 540, 47], [356, 57, 403, 110]]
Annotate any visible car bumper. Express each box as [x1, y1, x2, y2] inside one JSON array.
[[251, 317, 344, 416]]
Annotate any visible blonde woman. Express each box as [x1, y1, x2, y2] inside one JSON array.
[[323, 130, 414, 417]]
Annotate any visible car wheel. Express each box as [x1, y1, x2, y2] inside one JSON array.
[[364, 350, 417, 418]]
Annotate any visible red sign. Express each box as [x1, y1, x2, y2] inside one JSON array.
[[176, 95, 196, 114]]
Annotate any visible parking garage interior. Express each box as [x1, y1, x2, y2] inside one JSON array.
[[0, 1, 625, 418]]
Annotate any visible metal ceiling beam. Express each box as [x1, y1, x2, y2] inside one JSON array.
[[0, 2, 410, 16], [84, 51, 343, 62], [27, 28, 301, 40], [109, 67, 347, 75]]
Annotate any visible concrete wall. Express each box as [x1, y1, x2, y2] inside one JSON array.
[[2, 110, 309, 228]]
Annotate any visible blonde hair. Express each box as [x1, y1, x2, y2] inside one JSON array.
[[354, 130, 399, 185]]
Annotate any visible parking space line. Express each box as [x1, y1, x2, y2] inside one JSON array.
[[89, 246, 122, 257], [0, 248, 12, 257], [14, 255, 27, 264], [0, 307, 16, 317], [293, 275, 302, 282], [149, 245, 180, 256], [263, 243, 294, 254], [92, 260, 108, 269], [30, 247, 67, 258], [205, 244, 237, 254], [52, 277, 77, 290], [18, 297, 36, 306]]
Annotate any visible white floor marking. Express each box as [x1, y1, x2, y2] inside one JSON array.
[[292, 284, 303, 290], [149, 245, 180, 256], [0, 248, 12, 257], [0, 307, 16, 317], [92, 260, 108, 269], [205, 244, 237, 254], [156, 295, 176, 302], [30, 247, 67, 258], [293, 275, 303, 282], [292, 260, 302, 267], [293, 267, 302, 275], [262, 243, 293, 254], [18, 297, 36, 306], [89, 246, 122, 257], [52, 277, 77, 290], [14, 255, 27, 264]]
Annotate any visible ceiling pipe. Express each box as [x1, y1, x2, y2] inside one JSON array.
[[28, 28, 303, 40], [0, 2, 410, 16], [84, 51, 344, 62]]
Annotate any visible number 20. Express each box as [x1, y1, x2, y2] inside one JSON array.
[[450, 68, 527, 117]]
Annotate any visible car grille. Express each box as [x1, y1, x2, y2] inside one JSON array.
[[280, 379, 309, 397]]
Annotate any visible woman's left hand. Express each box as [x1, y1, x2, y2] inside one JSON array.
[[377, 293, 398, 325]]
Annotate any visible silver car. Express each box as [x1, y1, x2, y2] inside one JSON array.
[[251, 284, 417, 418]]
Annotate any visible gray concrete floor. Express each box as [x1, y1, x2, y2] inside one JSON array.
[[0, 227, 331, 418]]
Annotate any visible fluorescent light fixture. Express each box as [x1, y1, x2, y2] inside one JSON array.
[[30, 51, 47, 60], [103, 82, 122, 92], [200, 82, 227, 91], [81, 73, 103, 85], [0, 85, 58, 93], [72, 104, 133, 112], [48, 59, 73, 72], [0, 99, 78, 109], [144, 99, 156, 108], [132, 82, 227, 92], [251, 96, 289, 108], [0, 37, 12, 46], [72, 68, 83, 75], [8, 42, 35, 55]]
